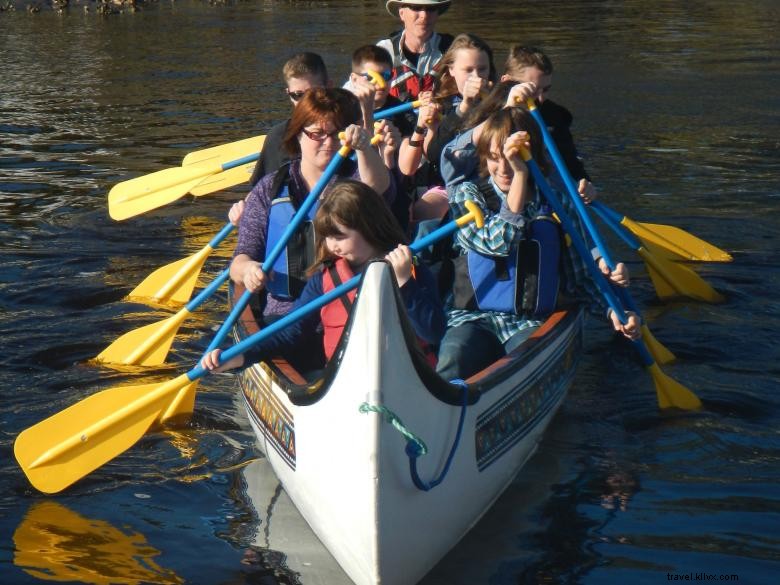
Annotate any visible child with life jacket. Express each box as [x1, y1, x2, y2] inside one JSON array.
[[436, 107, 640, 382], [201, 180, 446, 376]]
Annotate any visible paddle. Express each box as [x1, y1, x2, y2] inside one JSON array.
[[95, 267, 230, 366], [127, 221, 234, 305], [524, 99, 723, 304], [517, 144, 701, 410], [108, 152, 262, 221], [15, 203, 484, 494], [593, 202, 732, 263], [590, 202, 725, 303]]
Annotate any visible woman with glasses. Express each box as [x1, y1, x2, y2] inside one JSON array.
[[230, 88, 393, 372], [378, 0, 454, 102]]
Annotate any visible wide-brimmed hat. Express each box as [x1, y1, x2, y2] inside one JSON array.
[[386, 0, 451, 17]]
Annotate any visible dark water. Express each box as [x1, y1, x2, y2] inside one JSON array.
[[1, 1, 779, 583]]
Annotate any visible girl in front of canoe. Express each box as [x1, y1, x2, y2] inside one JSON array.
[[201, 180, 446, 376], [230, 87, 394, 323], [436, 107, 640, 382]]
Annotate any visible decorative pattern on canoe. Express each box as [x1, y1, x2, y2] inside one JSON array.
[[475, 323, 581, 471], [241, 363, 296, 470]]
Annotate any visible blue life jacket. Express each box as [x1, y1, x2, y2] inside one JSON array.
[[452, 181, 562, 318], [265, 164, 318, 301]]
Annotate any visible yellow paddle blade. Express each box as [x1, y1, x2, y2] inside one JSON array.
[[644, 259, 679, 299], [638, 244, 725, 303], [95, 308, 191, 366], [182, 135, 265, 167], [189, 161, 256, 196], [159, 381, 199, 423], [15, 373, 193, 493], [621, 216, 732, 262], [128, 246, 211, 304], [108, 162, 221, 221], [641, 324, 675, 365], [13, 501, 183, 585], [647, 363, 702, 410]]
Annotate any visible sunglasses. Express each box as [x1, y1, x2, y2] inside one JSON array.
[[407, 5, 442, 12], [285, 88, 307, 101], [301, 127, 341, 142], [361, 70, 393, 83]]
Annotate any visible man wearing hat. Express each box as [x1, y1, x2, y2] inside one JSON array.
[[377, 1, 454, 102]]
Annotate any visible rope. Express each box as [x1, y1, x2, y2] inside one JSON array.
[[358, 402, 428, 455], [358, 380, 470, 491]]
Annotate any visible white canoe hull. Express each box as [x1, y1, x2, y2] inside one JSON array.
[[235, 263, 583, 585]]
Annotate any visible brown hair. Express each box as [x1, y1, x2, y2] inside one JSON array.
[[309, 180, 407, 274], [434, 33, 497, 100], [282, 52, 329, 84], [503, 45, 553, 79], [476, 108, 548, 177], [351, 44, 393, 72], [282, 88, 362, 156]]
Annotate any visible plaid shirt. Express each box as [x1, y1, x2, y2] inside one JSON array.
[[446, 177, 605, 343]]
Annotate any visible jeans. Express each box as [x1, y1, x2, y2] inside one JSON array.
[[436, 319, 539, 382]]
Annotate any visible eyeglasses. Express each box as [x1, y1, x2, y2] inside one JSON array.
[[407, 5, 441, 12], [361, 70, 393, 83], [285, 89, 307, 101], [301, 127, 340, 142]]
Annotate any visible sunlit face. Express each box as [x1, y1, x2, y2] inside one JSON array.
[[286, 74, 326, 105], [324, 221, 376, 267], [448, 48, 490, 96], [398, 5, 439, 40], [485, 136, 513, 193], [298, 118, 341, 170], [504, 66, 552, 103]]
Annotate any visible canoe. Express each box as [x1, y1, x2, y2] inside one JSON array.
[[232, 261, 584, 585]]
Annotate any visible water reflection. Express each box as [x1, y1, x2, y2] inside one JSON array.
[[13, 501, 183, 585]]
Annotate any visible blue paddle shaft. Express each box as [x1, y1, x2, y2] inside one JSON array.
[[591, 201, 644, 250], [207, 222, 236, 249], [221, 152, 261, 171], [184, 268, 231, 313], [374, 101, 415, 120], [187, 213, 468, 379]]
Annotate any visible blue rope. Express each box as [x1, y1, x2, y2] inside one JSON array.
[[407, 380, 470, 491]]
